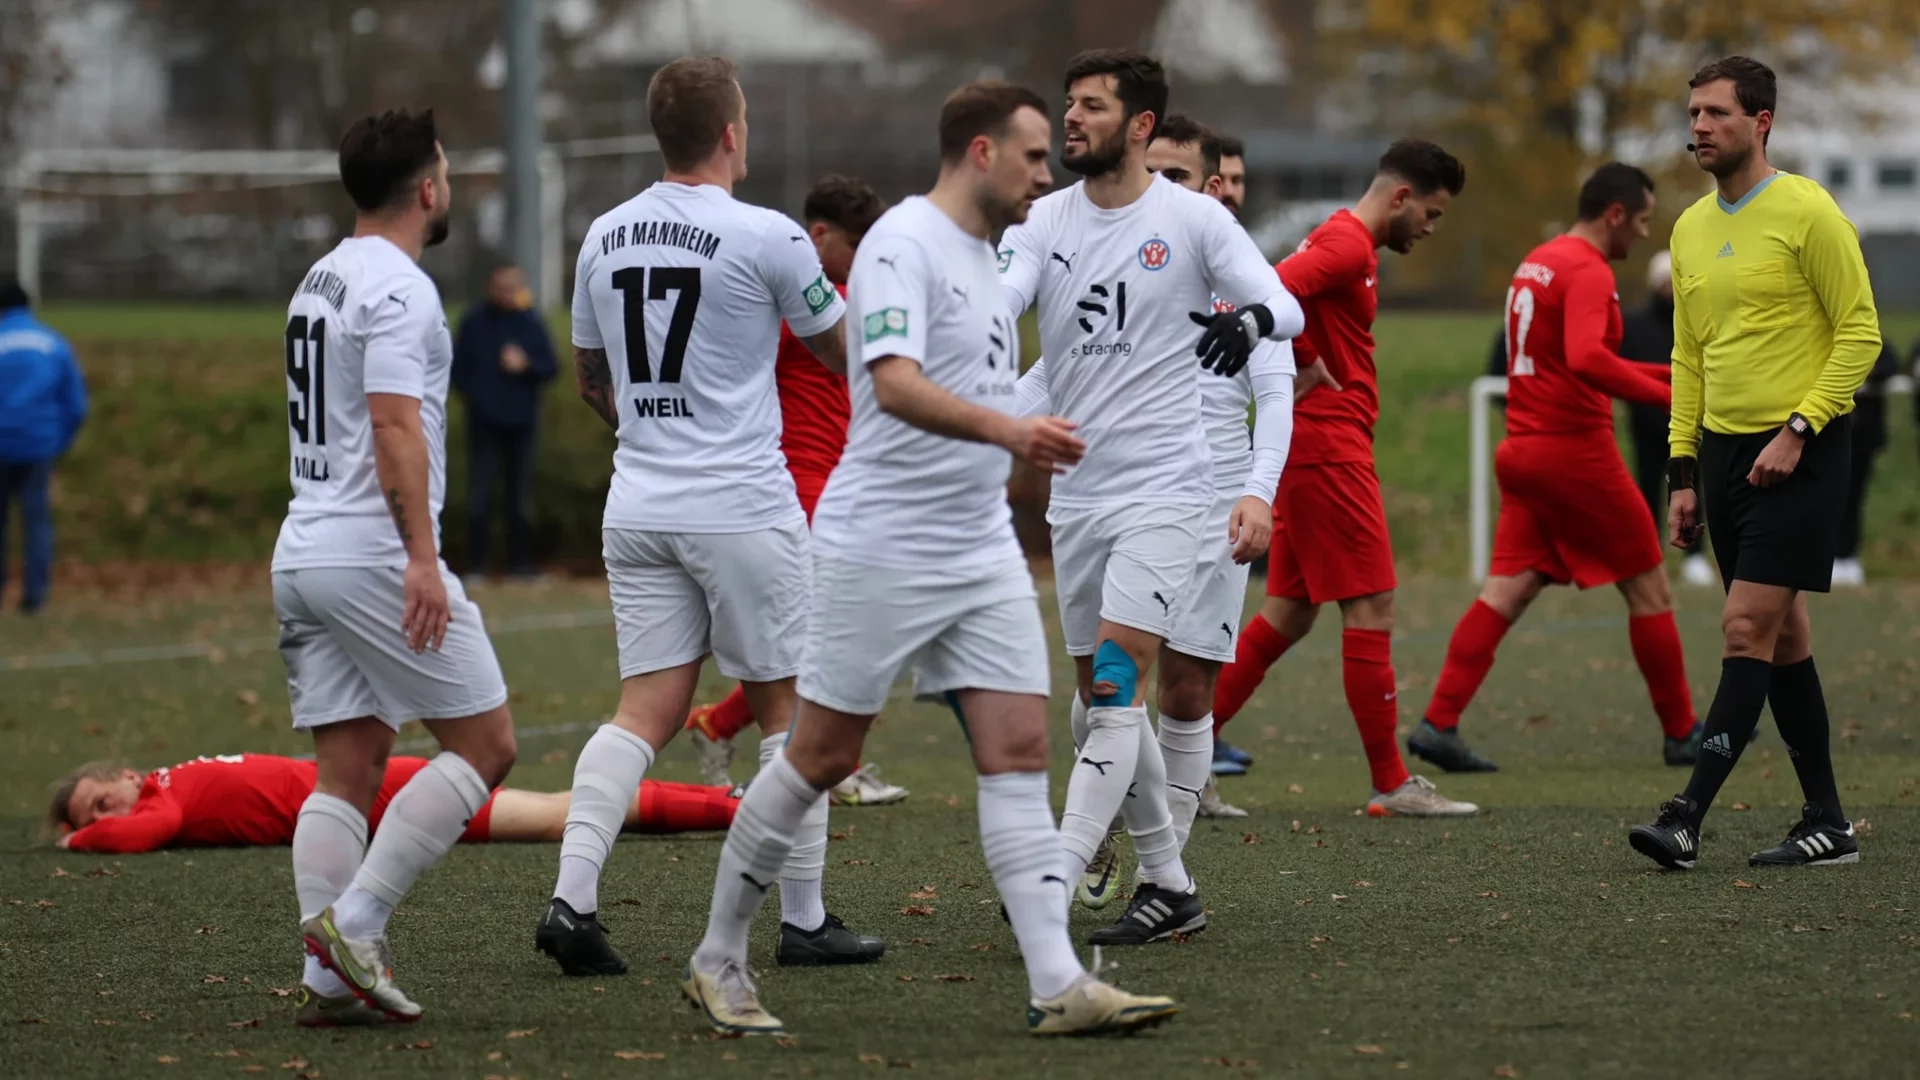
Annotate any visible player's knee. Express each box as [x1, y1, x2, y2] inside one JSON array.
[[459, 717, 518, 787], [1618, 569, 1671, 616], [1155, 654, 1215, 721], [1721, 609, 1778, 658], [1341, 592, 1395, 632], [789, 739, 858, 790], [1262, 596, 1316, 639], [1090, 640, 1140, 708]]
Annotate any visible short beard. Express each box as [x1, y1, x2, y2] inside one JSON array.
[[425, 214, 451, 249], [1702, 142, 1751, 180], [978, 188, 1027, 232], [1062, 134, 1125, 179], [1385, 213, 1419, 254]]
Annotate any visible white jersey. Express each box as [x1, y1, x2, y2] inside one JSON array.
[[812, 196, 1023, 571], [998, 174, 1301, 511], [572, 182, 845, 533], [272, 236, 453, 571]]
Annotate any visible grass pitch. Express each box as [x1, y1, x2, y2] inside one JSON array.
[[3, 575, 1919, 1079]]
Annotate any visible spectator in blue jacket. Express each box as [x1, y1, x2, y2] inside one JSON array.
[[452, 263, 557, 578], [0, 280, 87, 613]]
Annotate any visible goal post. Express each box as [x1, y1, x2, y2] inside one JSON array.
[[1467, 373, 1916, 581]]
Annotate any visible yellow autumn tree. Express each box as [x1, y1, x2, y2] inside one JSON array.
[[1303, 0, 1920, 302]]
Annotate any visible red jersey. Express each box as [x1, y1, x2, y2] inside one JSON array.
[[1502, 234, 1671, 438], [775, 282, 851, 498], [65, 754, 323, 854], [1278, 209, 1381, 466]]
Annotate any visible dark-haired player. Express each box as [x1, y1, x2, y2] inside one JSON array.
[[277, 108, 521, 1024], [1000, 51, 1303, 945], [682, 175, 910, 809], [1413, 163, 1697, 773], [1211, 140, 1478, 817], [1212, 132, 1247, 219], [540, 56, 883, 978]]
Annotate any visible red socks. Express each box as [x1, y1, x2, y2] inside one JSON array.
[[636, 780, 741, 834], [691, 685, 757, 742], [1630, 611, 1696, 739], [1342, 628, 1410, 793], [1425, 600, 1513, 730], [1213, 614, 1294, 733]]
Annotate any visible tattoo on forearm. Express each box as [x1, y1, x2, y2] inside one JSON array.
[[385, 486, 411, 545], [575, 347, 620, 429]]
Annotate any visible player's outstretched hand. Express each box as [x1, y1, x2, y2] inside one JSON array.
[[1746, 428, 1803, 488], [1295, 358, 1342, 399], [401, 557, 451, 653], [999, 415, 1086, 475], [1667, 489, 1703, 549], [1189, 305, 1275, 378], [1228, 496, 1272, 563]]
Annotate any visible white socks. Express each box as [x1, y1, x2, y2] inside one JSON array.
[[978, 771, 1083, 1000], [694, 751, 819, 973], [553, 723, 657, 915], [292, 793, 366, 996], [760, 732, 828, 932], [1057, 703, 1146, 879], [332, 752, 491, 942], [1157, 713, 1214, 854], [1120, 713, 1192, 894]]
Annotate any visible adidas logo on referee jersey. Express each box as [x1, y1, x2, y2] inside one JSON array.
[[1704, 733, 1734, 758], [1716, 242, 1735, 258]]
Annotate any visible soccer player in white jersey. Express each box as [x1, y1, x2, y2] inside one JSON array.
[[997, 51, 1303, 946], [536, 56, 882, 975], [1010, 112, 1295, 915], [682, 81, 1178, 1038], [278, 109, 520, 1024]]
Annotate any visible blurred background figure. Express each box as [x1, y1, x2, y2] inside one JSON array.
[[1833, 338, 1901, 586], [0, 280, 87, 614], [1618, 250, 1713, 586], [453, 263, 557, 580]]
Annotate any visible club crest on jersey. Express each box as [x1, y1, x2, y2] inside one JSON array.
[[864, 307, 908, 343], [1138, 238, 1172, 271], [803, 274, 835, 316], [997, 248, 1013, 273]]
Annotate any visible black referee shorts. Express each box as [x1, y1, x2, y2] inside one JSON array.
[[1699, 414, 1851, 593]]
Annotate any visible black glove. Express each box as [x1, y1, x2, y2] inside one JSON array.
[[1190, 304, 1275, 377]]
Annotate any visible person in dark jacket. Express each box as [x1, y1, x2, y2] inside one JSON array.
[[0, 280, 87, 613], [1831, 339, 1900, 586], [452, 264, 558, 578], [1617, 250, 1714, 587]]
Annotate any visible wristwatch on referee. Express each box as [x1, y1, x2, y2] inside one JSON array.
[[1785, 412, 1813, 439]]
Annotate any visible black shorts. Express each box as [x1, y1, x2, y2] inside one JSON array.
[[1699, 414, 1851, 593]]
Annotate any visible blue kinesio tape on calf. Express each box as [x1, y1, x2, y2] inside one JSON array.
[[1091, 641, 1138, 708]]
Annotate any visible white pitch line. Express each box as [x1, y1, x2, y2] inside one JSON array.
[[0, 608, 613, 672]]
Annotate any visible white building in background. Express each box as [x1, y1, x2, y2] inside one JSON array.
[[1769, 77, 1920, 236]]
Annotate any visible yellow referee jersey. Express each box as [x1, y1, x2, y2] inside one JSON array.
[[1667, 172, 1880, 457]]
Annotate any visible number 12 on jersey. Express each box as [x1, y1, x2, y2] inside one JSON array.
[[1503, 285, 1536, 377], [612, 267, 702, 384]]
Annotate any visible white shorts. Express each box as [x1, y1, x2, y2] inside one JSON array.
[[1166, 492, 1252, 662], [798, 554, 1050, 716], [1048, 503, 1208, 657], [603, 524, 809, 682], [273, 565, 509, 730]]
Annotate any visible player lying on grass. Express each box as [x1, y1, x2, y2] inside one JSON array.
[[1411, 163, 1699, 773], [48, 753, 739, 854]]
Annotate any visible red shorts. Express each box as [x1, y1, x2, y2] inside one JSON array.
[[375, 756, 495, 843], [1266, 460, 1397, 604], [1490, 434, 1662, 588]]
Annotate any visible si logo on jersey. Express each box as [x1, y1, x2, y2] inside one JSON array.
[[1138, 238, 1172, 271], [996, 248, 1013, 273], [863, 307, 908, 343], [803, 274, 835, 316]]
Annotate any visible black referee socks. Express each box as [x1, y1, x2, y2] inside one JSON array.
[[1681, 657, 1773, 824], [1768, 656, 1847, 829]]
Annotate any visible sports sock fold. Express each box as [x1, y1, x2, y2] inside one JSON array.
[[761, 732, 828, 932], [693, 752, 819, 972], [978, 771, 1083, 1001], [1156, 713, 1213, 854], [554, 723, 656, 915], [334, 752, 491, 941]]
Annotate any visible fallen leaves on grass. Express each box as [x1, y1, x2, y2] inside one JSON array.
[[86, 866, 119, 878], [1731, 802, 1751, 811], [540, 749, 569, 765], [236, 690, 260, 707], [613, 1050, 666, 1061], [506, 1028, 538, 1038], [969, 943, 996, 952], [18, 1017, 47, 1025], [228, 1018, 261, 1028], [933, 974, 974, 982], [1287, 784, 1304, 794], [1203, 1058, 1260, 1068], [196, 925, 222, 935], [907, 937, 934, 946], [1241, 833, 1260, 845], [488, 1052, 503, 1062], [907, 886, 939, 900], [280, 1058, 308, 1071], [859, 1054, 886, 1065], [1479, 890, 1500, 899], [1355, 1045, 1383, 1055], [93, 1019, 116, 1027], [843, 859, 871, 866], [213, 1049, 250, 1059], [33, 899, 53, 909], [776, 1037, 798, 1048], [1733, 880, 1756, 889], [203, 975, 226, 984], [266, 988, 296, 998], [1494, 1066, 1520, 1078], [50, 868, 70, 878], [138, 1011, 156, 1021], [1331, 894, 1350, 902], [899, 905, 934, 916], [156, 1055, 179, 1064], [896, 975, 916, 982]]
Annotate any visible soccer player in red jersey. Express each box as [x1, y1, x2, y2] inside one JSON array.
[[49, 753, 740, 854], [1412, 163, 1699, 772], [1211, 140, 1478, 817], [680, 176, 908, 807]]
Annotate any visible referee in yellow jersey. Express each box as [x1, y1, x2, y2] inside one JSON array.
[[1630, 56, 1880, 872]]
